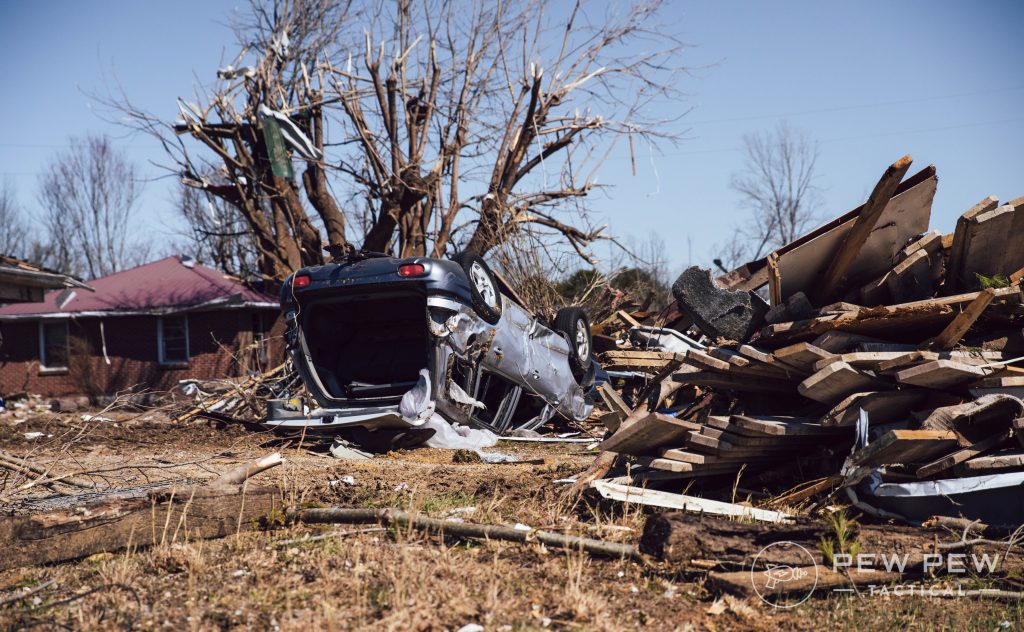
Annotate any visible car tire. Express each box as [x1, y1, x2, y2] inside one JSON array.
[[453, 252, 502, 325], [554, 306, 592, 380]]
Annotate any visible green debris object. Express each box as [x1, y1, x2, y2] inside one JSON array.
[[261, 116, 295, 180]]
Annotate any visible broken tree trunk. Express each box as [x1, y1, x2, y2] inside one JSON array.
[[0, 485, 282, 571]]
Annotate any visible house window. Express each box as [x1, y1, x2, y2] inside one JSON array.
[[39, 321, 69, 370], [158, 316, 189, 365]]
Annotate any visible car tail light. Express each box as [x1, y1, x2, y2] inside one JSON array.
[[397, 263, 426, 277], [292, 274, 311, 288]]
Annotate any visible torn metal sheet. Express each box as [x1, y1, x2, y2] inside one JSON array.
[[853, 470, 1024, 528]]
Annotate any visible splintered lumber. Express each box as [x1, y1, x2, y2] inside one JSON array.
[[814, 155, 913, 303], [598, 412, 701, 455], [0, 485, 282, 571], [895, 360, 994, 389], [925, 288, 997, 350], [772, 342, 835, 372], [820, 390, 928, 426], [914, 431, 1011, 478], [758, 286, 1021, 346], [851, 429, 959, 467], [591, 480, 793, 523], [671, 371, 796, 393], [798, 362, 891, 404], [601, 350, 683, 373], [960, 450, 1024, 473]]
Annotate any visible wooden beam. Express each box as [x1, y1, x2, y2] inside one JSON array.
[[598, 412, 702, 455], [766, 252, 782, 307], [914, 431, 1011, 478], [813, 155, 913, 303], [925, 288, 997, 350], [851, 429, 959, 467]]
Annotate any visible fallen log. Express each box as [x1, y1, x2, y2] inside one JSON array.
[[294, 507, 641, 560], [0, 485, 281, 571]]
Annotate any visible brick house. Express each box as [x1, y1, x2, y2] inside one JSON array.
[[0, 256, 282, 398]]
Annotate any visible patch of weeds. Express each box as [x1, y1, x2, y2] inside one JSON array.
[[976, 273, 1010, 289], [419, 491, 477, 514], [819, 508, 860, 567]]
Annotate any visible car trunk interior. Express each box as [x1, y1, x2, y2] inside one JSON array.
[[300, 291, 429, 401]]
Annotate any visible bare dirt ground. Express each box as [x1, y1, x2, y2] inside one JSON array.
[[2, 411, 1023, 631]]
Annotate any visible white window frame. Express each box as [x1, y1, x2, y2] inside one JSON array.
[[38, 320, 70, 371], [157, 315, 190, 366]]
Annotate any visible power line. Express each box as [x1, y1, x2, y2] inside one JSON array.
[[687, 85, 1024, 126]]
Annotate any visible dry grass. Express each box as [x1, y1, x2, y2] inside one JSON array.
[[3, 415, 1024, 630]]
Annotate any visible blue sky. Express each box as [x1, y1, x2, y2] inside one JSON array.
[[1, 0, 1022, 275]]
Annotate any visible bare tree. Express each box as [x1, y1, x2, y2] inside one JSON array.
[[0, 179, 29, 257], [723, 122, 821, 266], [36, 136, 149, 278], [177, 185, 260, 278], [104, 0, 686, 281]]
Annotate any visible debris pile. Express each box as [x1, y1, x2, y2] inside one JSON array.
[[591, 156, 1024, 526], [173, 364, 295, 425]]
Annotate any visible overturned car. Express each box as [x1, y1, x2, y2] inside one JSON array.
[[266, 251, 595, 439]]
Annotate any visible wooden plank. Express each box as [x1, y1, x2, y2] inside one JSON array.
[[812, 330, 886, 353], [596, 385, 630, 432], [598, 413, 702, 455], [772, 342, 835, 372], [960, 450, 1024, 473], [659, 448, 716, 465], [706, 347, 793, 379], [798, 362, 891, 404], [670, 371, 797, 393], [682, 348, 732, 372], [877, 349, 1003, 373], [975, 376, 1024, 388], [969, 386, 1024, 400], [730, 414, 842, 437], [946, 196, 999, 293], [851, 429, 959, 467], [914, 431, 1011, 478], [737, 344, 809, 376], [925, 288, 997, 350], [698, 426, 808, 447], [895, 360, 994, 389], [885, 248, 934, 303], [820, 390, 928, 427], [814, 155, 913, 303], [813, 351, 919, 372], [767, 252, 782, 307]]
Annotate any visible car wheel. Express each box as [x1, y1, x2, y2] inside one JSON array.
[[554, 306, 592, 380], [453, 252, 502, 325]]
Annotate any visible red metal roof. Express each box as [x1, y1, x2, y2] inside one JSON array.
[[0, 256, 277, 317]]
